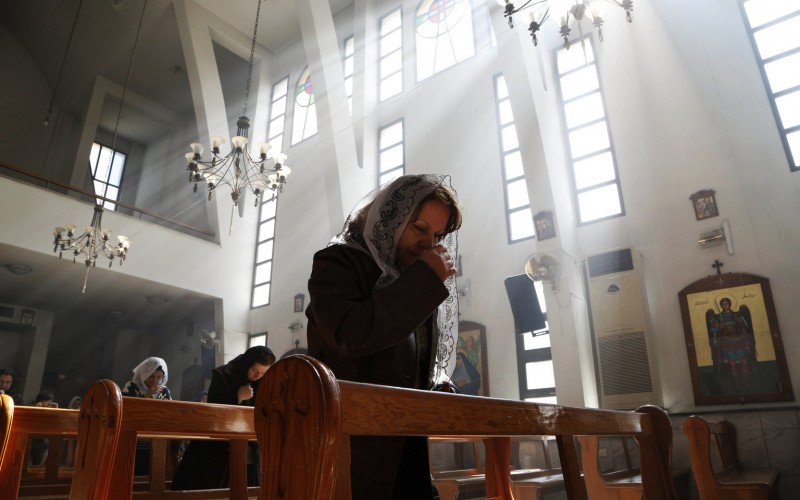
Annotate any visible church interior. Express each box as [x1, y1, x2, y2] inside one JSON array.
[[1, 0, 799, 497]]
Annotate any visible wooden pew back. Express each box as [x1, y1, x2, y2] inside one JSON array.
[[683, 415, 777, 500], [0, 403, 79, 499], [577, 435, 642, 500], [0, 393, 13, 470], [69, 379, 258, 500], [254, 354, 679, 500]]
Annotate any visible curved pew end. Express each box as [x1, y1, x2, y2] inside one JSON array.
[[68, 379, 122, 500], [256, 354, 343, 500], [683, 416, 776, 500], [0, 393, 12, 470]]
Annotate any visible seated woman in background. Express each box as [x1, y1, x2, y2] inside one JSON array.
[[121, 357, 172, 475], [122, 357, 172, 399], [171, 346, 275, 491], [67, 396, 82, 409]]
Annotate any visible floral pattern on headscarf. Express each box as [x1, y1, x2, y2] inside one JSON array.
[[331, 174, 460, 384], [130, 356, 169, 394]]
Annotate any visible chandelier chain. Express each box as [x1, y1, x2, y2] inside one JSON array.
[[45, 0, 85, 126], [242, 0, 262, 117], [185, 0, 292, 213], [110, 0, 148, 154]]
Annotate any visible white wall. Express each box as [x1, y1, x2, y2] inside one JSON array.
[[251, 0, 800, 414]]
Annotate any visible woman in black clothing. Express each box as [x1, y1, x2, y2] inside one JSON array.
[[305, 174, 462, 499], [171, 346, 275, 490]]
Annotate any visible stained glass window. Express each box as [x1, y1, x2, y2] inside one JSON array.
[[291, 66, 317, 145], [415, 0, 475, 81]]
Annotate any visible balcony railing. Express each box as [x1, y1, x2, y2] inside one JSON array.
[[0, 160, 215, 241]]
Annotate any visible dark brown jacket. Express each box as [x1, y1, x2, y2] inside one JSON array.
[[306, 244, 448, 499]]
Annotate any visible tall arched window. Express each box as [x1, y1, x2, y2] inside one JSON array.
[[291, 66, 317, 145], [415, 0, 475, 81]]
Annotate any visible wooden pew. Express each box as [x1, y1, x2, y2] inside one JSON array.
[[579, 433, 691, 500], [0, 404, 79, 499], [254, 354, 679, 500], [0, 396, 168, 498], [511, 436, 567, 500], [683, 416, 778, 500], [429, 437, 553, 500], [68, 379, 259, 500], [0, 393, 13, 470], [577, 435, 643, 500]]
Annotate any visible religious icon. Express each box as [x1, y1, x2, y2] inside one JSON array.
[[678, 272, 793, 405], [294, 293, 305, 313], [533, 211, 556, 240], [456, 321, 489, 396], [690, 189, 719, 221]]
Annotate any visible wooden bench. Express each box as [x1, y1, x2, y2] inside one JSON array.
[[254, 354, 680, 500], [430, 436, 565, 500], [68, 379, 259, 499], [683, 416, 778, 500], [0, 393, 13, 470], [0, 404, 79, 499], [577, 434, 643, 500], [0, 393, 179, 498]]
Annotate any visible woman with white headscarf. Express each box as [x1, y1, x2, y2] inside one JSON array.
[[121, 356, 172, 475], [306, 174, 462, 500], [122, 356, 172, 400]]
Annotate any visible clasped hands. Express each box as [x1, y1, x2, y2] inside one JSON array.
[[418, 244, 456, 281]]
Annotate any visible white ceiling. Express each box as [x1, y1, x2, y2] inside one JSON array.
[[0, 0, 351, 143]]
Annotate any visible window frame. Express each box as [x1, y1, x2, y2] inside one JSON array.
[[377, 118, 406, 186], [88, 141, 126, 210], [492, 73, 536, 244], [267, 75, 289, 154], [379, 7, 404, 102], [737, 0, 800, 171], [554, 36, 625, 226], [251, 191, 278, 309], [343, 35, 355, 114]]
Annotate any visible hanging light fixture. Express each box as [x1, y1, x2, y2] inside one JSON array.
[[185, 0, 291, 209], [50, 0, 147, 293], [53, 206, 132, 293], [498, 0, 633, 49]]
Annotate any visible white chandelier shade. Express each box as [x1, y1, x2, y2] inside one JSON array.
[[53, 205, 132, 293]]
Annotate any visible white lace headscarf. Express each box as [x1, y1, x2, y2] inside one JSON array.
[[331, 174, 460, 384], [131, 357, 169, 394]]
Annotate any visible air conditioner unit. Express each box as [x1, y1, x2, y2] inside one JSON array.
[[586, 248, 657, 410]]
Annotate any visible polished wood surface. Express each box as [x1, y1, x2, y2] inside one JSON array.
[[255, 354, 680, 500], [683, 416, 777, 500], [0, 393, 13, 471], [577, 435, 642, 500], [0, 403, 79, 499], [68, 379, 258, 499], [428, 436, 564, 500]]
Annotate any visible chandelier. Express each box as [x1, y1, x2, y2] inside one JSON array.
[[49, 0, 146, 292], [185, 0, 291, 209], [53, 206, 132, 293], [498, 0, 633, 48]]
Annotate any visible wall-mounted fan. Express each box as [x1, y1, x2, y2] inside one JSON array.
[[199, 330, 217, 350], [524, 253, 560, 289]]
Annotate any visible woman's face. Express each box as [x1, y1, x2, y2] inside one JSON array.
[[395, 200, 451, 271], [247, 362, 271, 382], [145, 369, 164, 388]]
